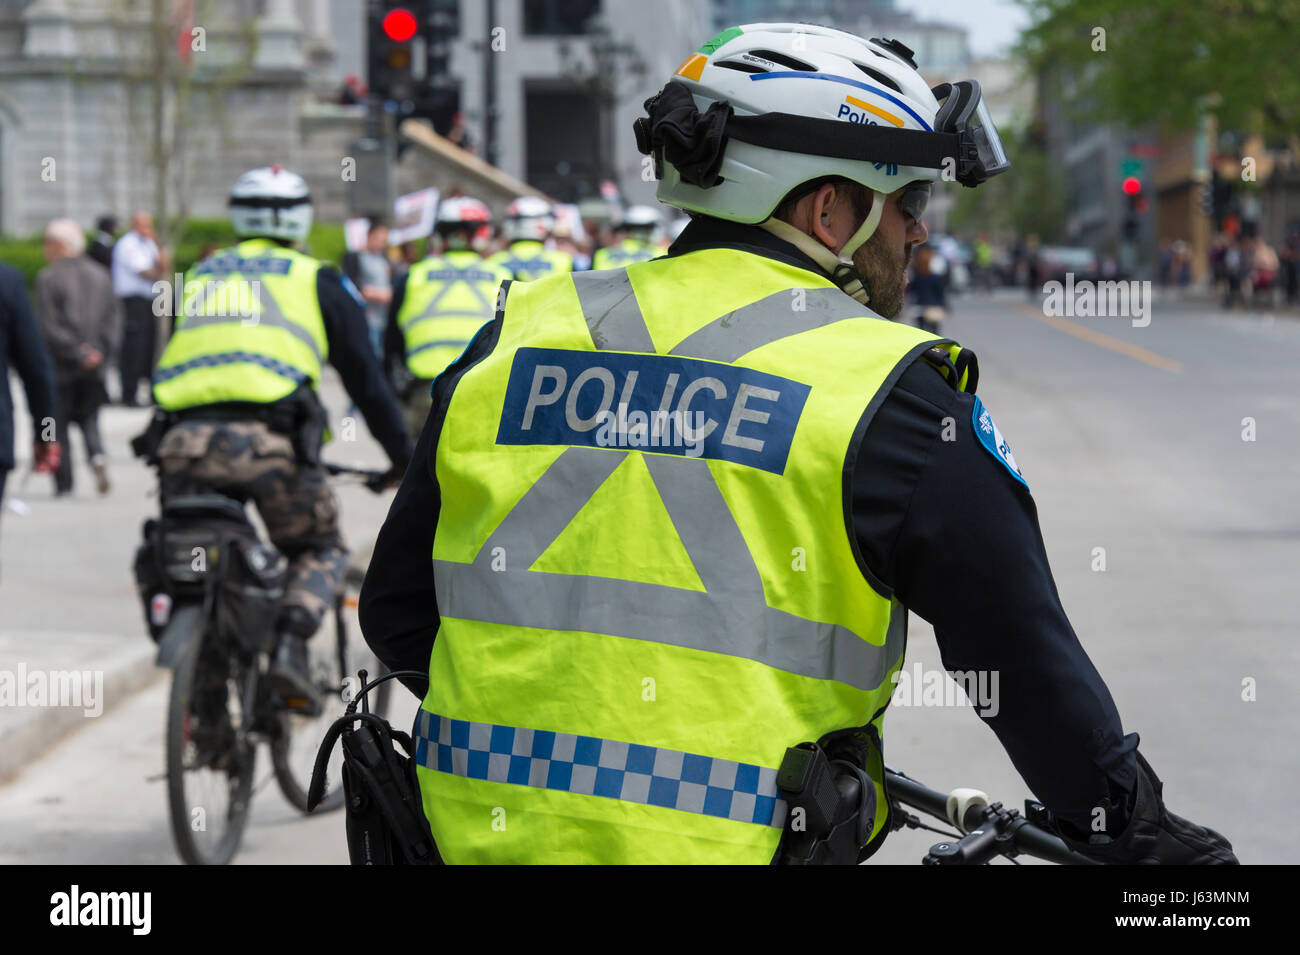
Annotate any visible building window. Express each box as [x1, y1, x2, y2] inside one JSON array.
[[525, 83, 600, 201], [524, 0, 600, 36]]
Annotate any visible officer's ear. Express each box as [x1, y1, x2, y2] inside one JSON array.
[[809, 183, 843, 250]]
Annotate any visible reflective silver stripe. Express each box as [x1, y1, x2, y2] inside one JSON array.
[[643, 453, 764, 604], [572, 271, 657, 353], [406, 272, 496, 326], [669, 286, 874, 362], [433, 560, 903, 691], [179, 282, 323, 362], [476, 447, 622, 570], [437, 445, 904, 691]]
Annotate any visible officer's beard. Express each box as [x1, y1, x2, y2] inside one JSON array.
[[852, 230, 911, 319]]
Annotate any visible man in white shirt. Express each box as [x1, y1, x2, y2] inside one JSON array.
[[111, 211, 169, 406]]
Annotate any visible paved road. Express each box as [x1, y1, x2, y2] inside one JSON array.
[[874, 290, 1299, 864], [2, 293, 1296, 864]]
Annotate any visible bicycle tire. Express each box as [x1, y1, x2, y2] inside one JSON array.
[[271, 598, 392, 813], [165, 605, 255, 865]]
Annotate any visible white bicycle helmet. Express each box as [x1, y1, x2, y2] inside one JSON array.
[[229, 165, 313, 242], [503, 195, 555, 242], [618, 204, 661, 231], [635, 23, 1008, 302], [436, 196, 492, 230]]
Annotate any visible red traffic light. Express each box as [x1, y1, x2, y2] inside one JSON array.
[[1121, 176, 1142, 196], [383, 8, 418, 42]]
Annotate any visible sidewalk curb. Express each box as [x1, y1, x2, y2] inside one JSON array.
[[0, 644, 164, 782]]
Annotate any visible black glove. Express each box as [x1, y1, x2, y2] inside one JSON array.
[[1053, 751, 1238, 864]]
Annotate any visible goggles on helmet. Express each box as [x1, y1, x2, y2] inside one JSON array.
[[930, 80, 1009, 185]]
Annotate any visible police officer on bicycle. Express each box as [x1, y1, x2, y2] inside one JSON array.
[[361, 25, 1236, 864], [149, 166, 412, 710]]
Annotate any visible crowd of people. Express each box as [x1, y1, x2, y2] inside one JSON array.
[[339, 194, 669, 444], [0, 192, 676, 529], [5, 188, 1296, 530], [1207, 228, 1299, 309]]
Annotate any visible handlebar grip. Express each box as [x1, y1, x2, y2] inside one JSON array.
[[946, 787, 990, 833]]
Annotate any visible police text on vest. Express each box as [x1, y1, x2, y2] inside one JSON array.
[[498, 347, 810, 474]]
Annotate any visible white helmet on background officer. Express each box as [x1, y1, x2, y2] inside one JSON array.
[[503, 195, 555, 242], [229, 165, 313, 243], [616, 204, 660, 237], [435, 196, 492, 252]]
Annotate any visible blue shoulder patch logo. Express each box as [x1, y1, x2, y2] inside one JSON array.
[[971, 397, 1028, 489]]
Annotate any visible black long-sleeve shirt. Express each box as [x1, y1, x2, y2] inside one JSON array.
[[316, 266, 412, 468], [359, 219, 1139, 833]]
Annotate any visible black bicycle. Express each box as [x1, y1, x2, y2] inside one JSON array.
[[136, 462, 393, 865], [885, 766, 1099, 864]]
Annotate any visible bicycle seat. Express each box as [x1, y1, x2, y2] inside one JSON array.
[[162, 494, 252, 527]]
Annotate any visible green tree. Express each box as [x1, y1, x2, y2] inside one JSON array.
[[1016, 0, 1300, 141]]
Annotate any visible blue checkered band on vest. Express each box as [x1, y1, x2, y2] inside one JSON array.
[[415, 712, 788, 828], [152, 351, 310, 385]]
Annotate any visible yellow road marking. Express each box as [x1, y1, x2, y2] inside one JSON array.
[[845, 95, 904, 126], [1014, 303, 1182, 372]]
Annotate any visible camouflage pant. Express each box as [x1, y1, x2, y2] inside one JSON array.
[[157, 420, 348, 634]]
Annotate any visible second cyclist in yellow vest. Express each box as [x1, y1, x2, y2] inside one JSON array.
[[386, 197, 511, 443], [149, 166, 412, 707]]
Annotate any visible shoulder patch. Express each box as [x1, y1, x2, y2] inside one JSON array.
[[971, 396, 1027, 489]]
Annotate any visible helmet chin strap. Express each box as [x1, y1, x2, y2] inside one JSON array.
[[758, 189, 885, 304]]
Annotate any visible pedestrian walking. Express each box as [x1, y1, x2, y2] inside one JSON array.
[[341, 219, 393, 358], [0, 260, 60, 553], [111, 211, 169, 406], [36, 219, 120, 496]]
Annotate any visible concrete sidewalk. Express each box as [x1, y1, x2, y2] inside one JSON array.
[[0, 631, 161, 781]]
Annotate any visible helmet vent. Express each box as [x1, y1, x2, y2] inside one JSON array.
[[747, 49, 816, 71], [852, 63, 903, 93], [716, 59, 768, 74]]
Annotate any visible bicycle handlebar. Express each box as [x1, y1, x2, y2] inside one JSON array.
[[885, 767, 1100, 865], [323, 462, 395, 494]]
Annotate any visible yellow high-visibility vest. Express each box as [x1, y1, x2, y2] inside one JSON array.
[[417, 247, 973, 863], [153, 238, 327, 409]]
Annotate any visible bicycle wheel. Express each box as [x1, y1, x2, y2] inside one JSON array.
[[165, 605, 256, 865], [271, 597, 392, 813]]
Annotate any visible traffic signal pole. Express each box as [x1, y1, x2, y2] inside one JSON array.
[[484, 0, 499, 168]]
